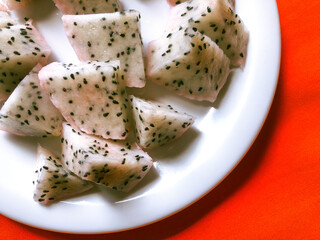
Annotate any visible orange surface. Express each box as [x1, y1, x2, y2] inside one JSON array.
[[1, 0, 320, 239]]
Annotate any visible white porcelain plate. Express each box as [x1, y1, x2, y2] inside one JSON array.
[[0, 0, 280, 234]]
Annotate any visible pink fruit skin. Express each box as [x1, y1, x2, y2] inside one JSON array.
[[3, 0, 33, 10]]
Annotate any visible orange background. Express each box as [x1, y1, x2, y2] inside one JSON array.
[[1, 0, 320, 239]]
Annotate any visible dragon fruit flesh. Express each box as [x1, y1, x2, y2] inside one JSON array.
[[0, 21, 51, 101], [165, 0, 248, 68], [0, 65, 64, 137], [39, 60, 131, 140], [146, 28, 230, 102], [52, 0, 122, 15], [33, 145, 94, 204], [130, 95, 194, 149], [0, 9, 16, 28], [62, 10, 145, 88], [2, 0, 33, 10], [167, 0, 235, 9], [61, 123, 153, 192]]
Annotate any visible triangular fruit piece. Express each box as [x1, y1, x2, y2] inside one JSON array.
[[33, 145, 94, 204], [53, 0, 122, 15], [39, 60, 130, 140], [130, 95, 194, 149], [62, 10, 145, 88], [147, 28, 230, 102], [0, 21, 51, 100], [0, 65, 64, 137], [165, 0, 248, 68], [61, 123, 153, 192]]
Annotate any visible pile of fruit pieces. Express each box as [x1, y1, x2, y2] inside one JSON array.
[[0, 0, 248, 204]]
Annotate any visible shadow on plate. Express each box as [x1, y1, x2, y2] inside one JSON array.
[[212, 70, 234, 109], [4, 133, 61, 157], [148, 126, 200, 162]]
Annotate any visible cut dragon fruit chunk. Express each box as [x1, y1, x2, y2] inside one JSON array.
[[165, 0, 248, 68], [0, 65, 64, 137], [0, 21, 51, 100], [62, 10, 146, 88], [61, 123, 153, 192], [39, 60, 131, 140], [33, 145, 94, 204], [130, 95, 195, 149], [147, 28, 230, 102]]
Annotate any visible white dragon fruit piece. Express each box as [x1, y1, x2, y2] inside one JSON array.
[[0, 65, 64, 137], [62, 10, 145, 88], [61, 123, 153, 192], [2, 0, 33, 10], [0, 21, 51, 101], [39, 60, 131, 140], [52, 0, 122, 15], [33, 145, 94, 205], [146, 28, 230, 102], [0, 8, 16, 28], [167, 0, 235, 9], [130, 95, 194, 149], [165, 0, 248, 68]]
